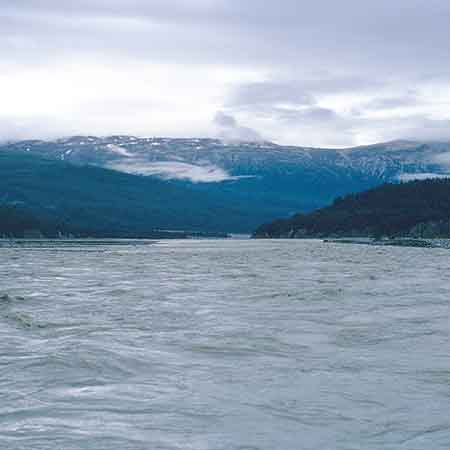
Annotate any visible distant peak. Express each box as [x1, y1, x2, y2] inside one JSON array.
[[342, 139, 422, 152]]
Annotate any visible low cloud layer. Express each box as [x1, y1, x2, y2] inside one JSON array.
[[1, 1, 450, 146], [397, 173, 450, 182], [108, 160, 240, 183]]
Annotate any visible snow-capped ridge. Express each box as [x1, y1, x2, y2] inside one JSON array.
[[5, 135, 450, 184]]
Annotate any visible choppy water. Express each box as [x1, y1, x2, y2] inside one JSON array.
[[1, 239, 450, 450]]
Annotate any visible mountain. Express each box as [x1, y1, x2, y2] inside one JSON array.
[[253, 179, 450, 239], [2, 136, 450, 235], [0, 151, 257, 237], [4, 136, 450, 184]]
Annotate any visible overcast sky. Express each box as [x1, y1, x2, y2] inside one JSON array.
[[1, 0, 450, 147]]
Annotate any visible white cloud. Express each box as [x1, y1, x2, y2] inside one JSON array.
[[213, 112, 263, 142], [433, 152, 450, 166], [397, 172, 450, 182], [0, 61, 250, 141], [105, 144, 133, 157], [107, 160, 241, 183], [2, 1, 450, 146]]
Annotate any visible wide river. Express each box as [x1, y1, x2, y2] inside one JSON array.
[[1, 239, 450, 450]]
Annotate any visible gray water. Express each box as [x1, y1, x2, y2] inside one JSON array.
[[1, 239, 450, 450]]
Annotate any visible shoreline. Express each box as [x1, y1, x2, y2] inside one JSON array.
[[323, 237, 450, 249]]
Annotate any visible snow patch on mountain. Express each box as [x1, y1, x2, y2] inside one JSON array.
[[8, 135, 450, 185]]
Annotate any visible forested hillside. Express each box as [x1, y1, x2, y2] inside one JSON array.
[[4, 137, 450, 237], [254, 179, 450, 239], [0, 152, 252, 237]]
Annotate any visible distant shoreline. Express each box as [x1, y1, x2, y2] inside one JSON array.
[[323, 237, 450, 249], [0, 235, 243, 249], [0, 239, 159, 249]]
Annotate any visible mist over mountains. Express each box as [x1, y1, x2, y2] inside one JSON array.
[[2, 136, 450, 236], [5, 135, 450, 182]]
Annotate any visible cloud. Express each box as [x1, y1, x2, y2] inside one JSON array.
[[395, 117, 450, 142], [3, 1, 450, 71], [213, 112, 263, 142], [397, 172, 450, 182], [218, 75, 450, 146], [433, 152, 450, 166], [104, 144, 133, 157], [276, 107, 341, 124], [1, 1, 450, 146], [107, 160, 240, 183], [226, 81, 314, 109], [363, 94, 419, 111], [213, 112, 238, 128]]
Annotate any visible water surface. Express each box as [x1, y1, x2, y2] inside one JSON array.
[[1, 239, 450, 449]]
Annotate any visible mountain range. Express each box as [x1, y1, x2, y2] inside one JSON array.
[[1, 136, 450, 236]]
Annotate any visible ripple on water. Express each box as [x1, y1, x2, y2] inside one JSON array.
[[1, 240, 450, 450]]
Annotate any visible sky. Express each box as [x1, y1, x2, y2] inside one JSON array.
[[1, 0, 450, 147]]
